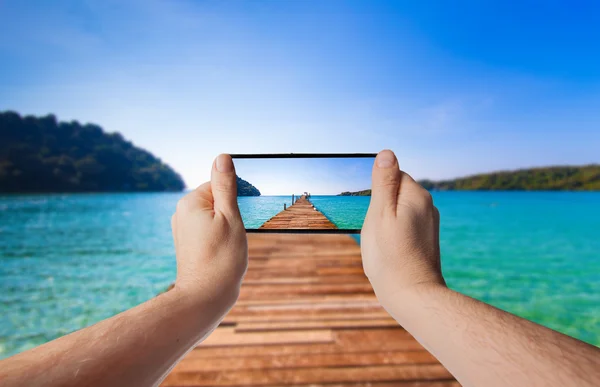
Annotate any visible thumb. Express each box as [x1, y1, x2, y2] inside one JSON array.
[[370, 150, 401, 213], [211, 154, 239, 216]]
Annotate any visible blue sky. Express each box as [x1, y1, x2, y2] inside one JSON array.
[[234, 157, 374, 195], [1, 1, 599, 187]]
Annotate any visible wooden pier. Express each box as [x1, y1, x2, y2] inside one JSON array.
[[161, 234, 457, 387], [260, 196, 338, 230]]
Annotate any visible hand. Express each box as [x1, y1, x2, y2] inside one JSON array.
[[171, 154, 248, 320], [361, 150, 446, 310]]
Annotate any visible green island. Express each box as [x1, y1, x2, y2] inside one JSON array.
[[236, 176, 260, 196], [339, 189, 372, 196], [339, 165, 600, 195], [0, 111, 185, 193]]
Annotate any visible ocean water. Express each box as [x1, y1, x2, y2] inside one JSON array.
[[1, 192, 599, 359]]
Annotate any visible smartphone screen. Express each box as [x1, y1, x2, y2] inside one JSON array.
[[231, 154, 375, 233]]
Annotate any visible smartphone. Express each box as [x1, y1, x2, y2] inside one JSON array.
[[231, 153, 375, 233]]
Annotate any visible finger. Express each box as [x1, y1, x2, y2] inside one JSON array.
[[433, 205, 440, 225], [370, 150, 401, 213], [177, 182, 213, 214], [397, 171, 432, 209], [433, 206, 443, 273], [398, 170, 418, 190], [211, 154, 239, 216], [171, 213, 177, 242], [432, 205, 440, 250], [193, 182, 214, 209], [171, 212, 179, 254]]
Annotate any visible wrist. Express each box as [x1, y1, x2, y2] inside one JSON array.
[[376, 282, 450, 325], [153, 286, 224, 341], [169, 282, 239, 323]]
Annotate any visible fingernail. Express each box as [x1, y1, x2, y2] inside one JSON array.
[[376, 150, 396, 168], [216, 154, 234, 172]]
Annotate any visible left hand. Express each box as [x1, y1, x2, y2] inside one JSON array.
[[171, 154, 248, 320]]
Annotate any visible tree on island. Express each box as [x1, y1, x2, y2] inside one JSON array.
[[0, 111, 185, 193], [236, 176, 260, 196]]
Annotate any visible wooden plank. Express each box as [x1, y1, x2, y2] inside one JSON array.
[[162, 364, 453, 386], [334, 328, 416, 346], [238, 283, 375, 299], [188, 338, 425, 358], [235, 318, 398, 332], [317, 267, 366, 275], [248, 258, 363, 268], [172, 350, 439, 372], [242, 275, 368, 284], [265, 382, 461, 387], [234, 294, 377, 306], [200, 327, 334, 347], [243, 300, 381, 311], [228, 305, 385, 316], [222, 311, 391, 323]]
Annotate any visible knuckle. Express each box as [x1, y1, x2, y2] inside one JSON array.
[[212, 180, 234, 193], [401, 189, 433, 213], [409, 188, 432, 209], [176, 195, 194, 212], [433, 206, 441, 222], [194, 187, 213, 203], [175, 198, 187, 213], [374, 170, 401, 189], [421, 189, 433, 205], [400, 171, 417, 184], [375, 179, 399, 189], [177, 185, 214, 213], [396, 200, 420, 216]]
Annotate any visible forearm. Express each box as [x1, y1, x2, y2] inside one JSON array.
[[0, 155, 246, 387], [383, 285, 600, 387], [0, 288, 224, 387]]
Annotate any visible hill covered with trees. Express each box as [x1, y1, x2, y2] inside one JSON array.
[[339, 189, 371, 196], [339, 165, 600, 195], [420, 165, 600, 191], [0, 111, 185, 193], [236, 176, 260, 196]]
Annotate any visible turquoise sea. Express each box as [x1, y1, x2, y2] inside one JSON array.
[[1, 192, 599, 359], [238, 195, 370, 229]]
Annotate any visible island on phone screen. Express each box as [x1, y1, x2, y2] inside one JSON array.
[[233, 156, 374, 232]]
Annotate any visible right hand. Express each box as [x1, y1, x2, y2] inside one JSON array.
[[361, 150, 446, 311]]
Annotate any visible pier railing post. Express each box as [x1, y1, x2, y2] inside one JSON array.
[[284, 203, 287, 210]]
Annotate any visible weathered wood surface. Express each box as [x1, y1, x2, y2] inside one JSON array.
[[162, 234, 457, 387], [260, 196, 337, 229]]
